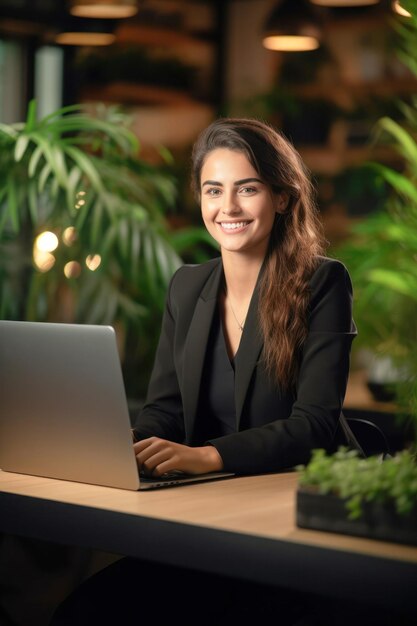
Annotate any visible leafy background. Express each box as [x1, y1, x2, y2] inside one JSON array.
[[0, 100, 215, 400]]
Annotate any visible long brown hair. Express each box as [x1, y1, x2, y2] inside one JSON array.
[[191, 117, 326, 389]]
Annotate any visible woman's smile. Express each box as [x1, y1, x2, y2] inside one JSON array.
[[200, 148, 278, 257], [217, 220, 253, 233]]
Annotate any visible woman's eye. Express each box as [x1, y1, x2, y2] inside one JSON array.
[[205, 187, 221, 196], [240, 186, 257, 194]]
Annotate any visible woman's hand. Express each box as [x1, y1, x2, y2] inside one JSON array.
[[133, 437, 224, 477]]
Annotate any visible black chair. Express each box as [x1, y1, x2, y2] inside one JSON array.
[[346, 416, 392, 458], [336, 412, 392, 459]]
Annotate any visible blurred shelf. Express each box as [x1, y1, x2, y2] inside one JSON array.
[[80, 82, 200, 107], [115, 23, 213, 50], [344, 370, 415, 453], [294, 78, 417, 105], [345, 369, 398, 414], [299, 144, 397, 175]]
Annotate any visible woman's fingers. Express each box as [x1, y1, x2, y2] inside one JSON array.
[[134, 437, 178, 475], [133, 438, 223, 475]]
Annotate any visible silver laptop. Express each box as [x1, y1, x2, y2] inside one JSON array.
[[0, 320, 234, 490]]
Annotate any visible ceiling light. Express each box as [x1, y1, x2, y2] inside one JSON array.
[[70, 0, 139, 19], [262, 0, 323, 52], [263, 35, 319, 52], [392, 1, 412, 16], [54, 16, 116, 46]]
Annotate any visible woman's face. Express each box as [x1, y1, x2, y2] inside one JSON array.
[[200, 148, 285, 259]]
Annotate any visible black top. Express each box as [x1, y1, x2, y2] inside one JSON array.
[[196, 307, 237, 442], [133, 256, 357, 474]]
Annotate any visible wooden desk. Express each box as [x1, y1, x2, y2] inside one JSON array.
[[1, 469, 416, 614]]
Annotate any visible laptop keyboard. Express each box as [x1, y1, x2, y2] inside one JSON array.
[[139, 470, 187, 482]]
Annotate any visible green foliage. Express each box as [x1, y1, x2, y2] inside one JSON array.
[[0, 100, 213, 398], [395, 0, 417, 78], [298, 447, 417, 520], [293, 3, 417, 525], [335, 6, 417, 426]]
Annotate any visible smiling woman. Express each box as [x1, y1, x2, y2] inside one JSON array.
[[51, 117, 359, 626], [200, 149, 281, 258], [130, 117, 358, 478]]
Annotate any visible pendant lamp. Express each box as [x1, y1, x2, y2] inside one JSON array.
[[70, 0, 139, 19], [262, 0, 323, 52], [54, 16, 116, 46]]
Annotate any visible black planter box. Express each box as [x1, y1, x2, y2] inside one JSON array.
[[296, 489, 417, 546]]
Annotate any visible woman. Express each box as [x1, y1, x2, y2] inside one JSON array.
[[132, 116, 356, 477], [50, 118, 356, 626]]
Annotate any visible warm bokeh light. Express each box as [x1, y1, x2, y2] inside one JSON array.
[[62, 227, 78, 246], [75, 192, 86, 210], [70, 2, 138, 19], [35, 231, 59, 253], [86, 254, 102, 271], [33, 249, 56, 272], [64, 261, 82, 278], [263, 35, 320, 52], [55, 32, 115, 46], [392, 0, 411, 16]]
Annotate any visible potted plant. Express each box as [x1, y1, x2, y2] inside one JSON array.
[[296, 0, 417, 545], [296, 447, 417, 545], [0, 100, 212, 400]]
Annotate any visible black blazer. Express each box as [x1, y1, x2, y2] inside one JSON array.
[[133, 256, 357, 474]]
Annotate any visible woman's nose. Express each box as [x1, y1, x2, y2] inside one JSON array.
[[221, 192, 240, 215]]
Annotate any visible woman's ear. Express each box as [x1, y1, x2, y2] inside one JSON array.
[[275, 191, 290, 214]]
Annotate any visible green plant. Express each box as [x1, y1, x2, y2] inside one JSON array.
[[0, 100, 211, 398], [297, 3, 417, 531], [318, 163, 389, 217], [298, 447, 417, 520], [335, 1, 417, 425]]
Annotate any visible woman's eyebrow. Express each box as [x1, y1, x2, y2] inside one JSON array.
[[202, 179, 222, 187], [201, 177, 263, 187], [234, 177, 264, 186]]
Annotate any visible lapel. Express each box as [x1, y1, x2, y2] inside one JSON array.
[[182, 258, 264, 433], [182, 260, 223, 434]]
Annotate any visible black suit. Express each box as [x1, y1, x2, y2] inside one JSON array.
[[133, 255, 357, 473]]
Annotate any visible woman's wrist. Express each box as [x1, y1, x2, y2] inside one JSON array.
[[202, 444, 224, 472]]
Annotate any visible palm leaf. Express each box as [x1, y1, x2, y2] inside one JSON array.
[[64, 145, 104, 193], [14, 134, 30, 162], [376, 117, 417, 165], [368, 269, 417, 301]]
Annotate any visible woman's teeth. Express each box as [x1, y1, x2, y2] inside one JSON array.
[[221, 221, 249, 230]]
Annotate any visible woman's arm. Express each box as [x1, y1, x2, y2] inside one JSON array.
[[132, 260, 227, 476]]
